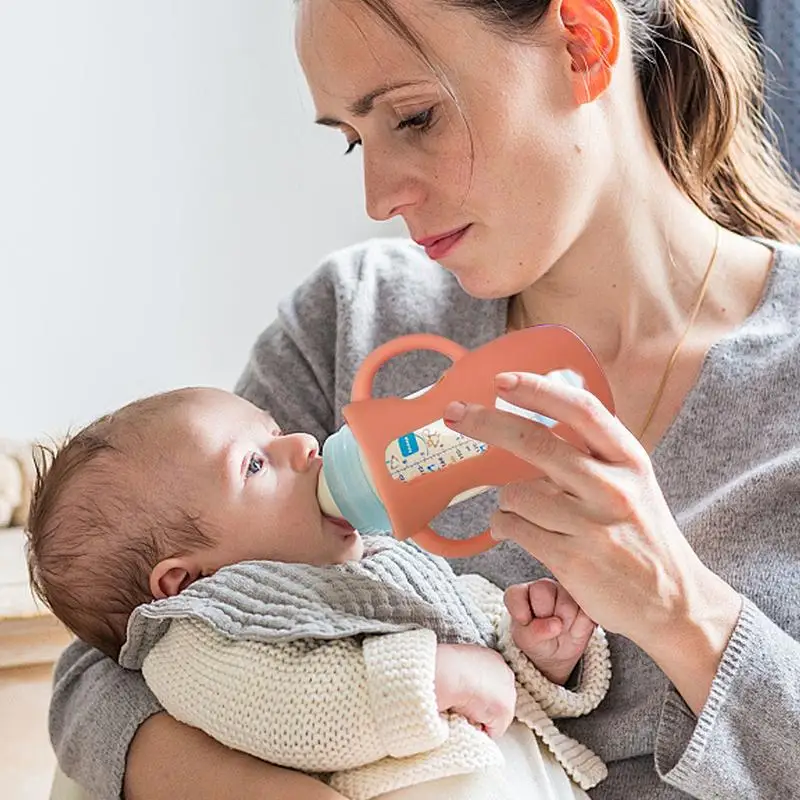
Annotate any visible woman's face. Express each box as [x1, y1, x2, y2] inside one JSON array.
[[296, 0, 615, 299]]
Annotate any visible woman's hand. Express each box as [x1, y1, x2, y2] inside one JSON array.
[[434, 643, 516, 738], [443, 371, 742, 713]]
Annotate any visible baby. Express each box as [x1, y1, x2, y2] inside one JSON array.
[[27, 387, 610, 799]]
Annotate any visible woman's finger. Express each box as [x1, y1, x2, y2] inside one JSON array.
[[495, 371, 640, 464], [490, 510, 571, 576], [446, 401, 613, 502], [499, 481, 591, 535]]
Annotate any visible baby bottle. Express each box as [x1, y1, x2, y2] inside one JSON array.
[[317, 326, 614, 558]]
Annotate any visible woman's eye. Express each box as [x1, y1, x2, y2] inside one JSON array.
[[245, 454, 266, 478], [342, 107, 435, 156], [397, 107, 435, 133]]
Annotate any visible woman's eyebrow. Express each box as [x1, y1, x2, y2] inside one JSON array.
[[315, 80, 428, 126]]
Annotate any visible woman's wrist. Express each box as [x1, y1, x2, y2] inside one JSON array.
[[634, 568, 742, 715]]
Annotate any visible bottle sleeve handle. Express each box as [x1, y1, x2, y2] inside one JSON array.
[[350, 333, 496, 558], [351, 333, 468, 401]]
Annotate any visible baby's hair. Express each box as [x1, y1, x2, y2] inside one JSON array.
[[25, 391, 216, 660]]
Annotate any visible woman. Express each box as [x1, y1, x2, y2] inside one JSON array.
[[51, 1, 800, 798]]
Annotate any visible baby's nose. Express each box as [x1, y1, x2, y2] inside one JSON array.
[[279, 433, 320, 472]]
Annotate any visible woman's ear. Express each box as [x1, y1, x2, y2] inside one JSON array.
[[559, 0, 620, 105], [150, 557, 201, 599]]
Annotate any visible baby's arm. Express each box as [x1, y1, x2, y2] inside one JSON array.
[[141, 619, 514, 774], [142, 621, 443, 773], [457, 573, 611, 718]]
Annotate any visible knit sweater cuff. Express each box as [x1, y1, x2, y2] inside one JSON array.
[[654, 596, 799, 796], [654, 595, 756, 792], [363, 629, 449, 758], [499, 616, 612, 718]]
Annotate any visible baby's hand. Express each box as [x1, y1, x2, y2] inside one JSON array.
[[434, 643, 516, 739], [504, 578, 595, 685]]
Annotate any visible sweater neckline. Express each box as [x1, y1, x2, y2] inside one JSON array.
[[649, 240, 790, 465], [485, 241, 793, 465]]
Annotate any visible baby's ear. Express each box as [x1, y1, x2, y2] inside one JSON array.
[[150, 558, 200, 599]]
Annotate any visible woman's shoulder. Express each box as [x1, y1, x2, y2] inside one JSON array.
[[771, 239, 800, 260], [762, 238, 800, 277], [752, 239, 800, 328], [769, 239, 800, 269], [691, 238, 800, 418]]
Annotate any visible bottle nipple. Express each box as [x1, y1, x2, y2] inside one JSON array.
[[316, 467, 343, 519]]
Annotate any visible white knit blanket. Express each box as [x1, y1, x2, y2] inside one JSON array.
[[121, 536, 610, 793]]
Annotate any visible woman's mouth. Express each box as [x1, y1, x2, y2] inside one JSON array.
[[415, 225, 471, 261]]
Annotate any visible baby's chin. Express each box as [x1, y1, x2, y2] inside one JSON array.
[[337, 530, 365, 563], [322, 517, 364, 563]]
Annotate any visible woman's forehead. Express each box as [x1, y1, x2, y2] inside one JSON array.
[[295, 0, 466, 106], [296, 1, 426, 90]]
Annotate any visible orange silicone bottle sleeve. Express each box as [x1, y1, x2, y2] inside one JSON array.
[[343, 326, 614, 558]]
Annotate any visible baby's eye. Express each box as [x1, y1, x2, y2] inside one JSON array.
[[246, 453, 266, 478]]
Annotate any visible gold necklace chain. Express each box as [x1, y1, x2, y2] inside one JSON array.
[[509, 225, 722, 442], [636, 224, 721, 440]]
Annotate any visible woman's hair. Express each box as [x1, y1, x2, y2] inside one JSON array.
[[353, 0, 800, 242]]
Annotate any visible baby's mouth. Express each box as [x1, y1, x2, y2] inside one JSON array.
[[325, 514, 356, 535]]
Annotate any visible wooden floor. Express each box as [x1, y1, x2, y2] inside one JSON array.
[[0, 663, 57, 799], [1, 527, 72, 800]]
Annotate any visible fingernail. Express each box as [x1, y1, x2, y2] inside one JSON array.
[[495, 373, 520, 391], [443, 401, 468, 423]]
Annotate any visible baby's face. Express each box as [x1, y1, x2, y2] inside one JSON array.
[[154, 389, 363, 574]]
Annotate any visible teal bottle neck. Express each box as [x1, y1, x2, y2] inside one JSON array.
[[320, 425, 392, 534]]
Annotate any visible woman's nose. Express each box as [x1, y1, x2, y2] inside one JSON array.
[[363, 149, 424, 222]]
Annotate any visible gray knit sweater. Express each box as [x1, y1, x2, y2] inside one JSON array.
[[51, 238, 800, 799]]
